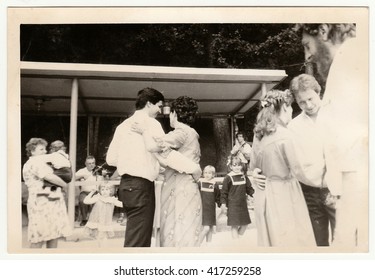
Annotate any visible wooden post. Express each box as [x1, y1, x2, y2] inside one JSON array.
[[230, 116, 235, 147], [213, 118, 231, 174], [68, 78, 78, 227], [261, 82, 267, 100], [93, 117, 100, 158], [87, 116, 94, 156]]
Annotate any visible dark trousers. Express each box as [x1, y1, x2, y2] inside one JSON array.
[[78, 191, 92, 221], [117, 174, 155, 247], [44, 167, 72, 190], [300, 183, 336, 246]]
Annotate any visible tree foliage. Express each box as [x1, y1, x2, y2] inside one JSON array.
[[21, 24, 304, 73]]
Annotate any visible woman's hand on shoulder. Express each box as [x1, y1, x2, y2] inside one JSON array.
[[131, 121, 145, 135]]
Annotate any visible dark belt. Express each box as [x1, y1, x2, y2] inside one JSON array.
[[121, 174, 133, 179]]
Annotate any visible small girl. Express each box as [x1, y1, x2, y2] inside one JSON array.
[[83, 182, 123, 247], [220, 155, 254, 239], [198, 165, 221, 243]]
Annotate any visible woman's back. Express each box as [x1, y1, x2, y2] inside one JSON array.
[[164, 123, 200, 163], [252, 125, 294, 180]]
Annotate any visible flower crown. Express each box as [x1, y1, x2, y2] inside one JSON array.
[[260, 90, 292, 108]]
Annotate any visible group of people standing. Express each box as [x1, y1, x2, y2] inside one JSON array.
[[21, 23, 366, 250], [251, 23, 366, 248], [106, 88, 257, 247]]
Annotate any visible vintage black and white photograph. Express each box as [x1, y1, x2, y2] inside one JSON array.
[[7, 6, 369, 254]]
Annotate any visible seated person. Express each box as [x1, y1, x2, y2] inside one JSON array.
[[75, 156, 98, 226]]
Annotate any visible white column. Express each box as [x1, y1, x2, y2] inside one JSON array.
[[261, 82, 267, 100], [230, 116, 235, 147], [68, 78, 78, 227]]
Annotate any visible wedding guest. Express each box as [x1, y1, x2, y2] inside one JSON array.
[[22, 138, 71, 248], [106, 87, 165, 247], [75, 156, 98, 226], [251, 90, 321, 246]]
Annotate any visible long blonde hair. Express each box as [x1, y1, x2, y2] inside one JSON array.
[[254, 90, 294, 141]]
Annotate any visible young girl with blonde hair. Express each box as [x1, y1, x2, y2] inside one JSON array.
[[84, 182, 123, 247], [198, 165, 221, 243]]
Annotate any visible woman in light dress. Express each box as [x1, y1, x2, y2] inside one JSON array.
[[22, 138, 71, 248], [250, 90, 321, 247]]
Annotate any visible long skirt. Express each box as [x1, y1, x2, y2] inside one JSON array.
[[255, 178, 316, 247], [159, 169, 202, 247]]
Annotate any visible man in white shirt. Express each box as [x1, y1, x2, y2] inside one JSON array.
[[230, 131, 252, 165], [75, 156, 97, 226], [288, 74, 335, 246], [106, 87, 165, 247], [297, 23, 367, 247]]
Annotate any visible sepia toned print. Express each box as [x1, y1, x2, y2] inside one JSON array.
[[7, 7, 369, 253]]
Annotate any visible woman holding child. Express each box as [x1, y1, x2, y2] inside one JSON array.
[[22, 138, 71, 248]]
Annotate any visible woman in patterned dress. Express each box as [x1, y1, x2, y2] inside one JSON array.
[[22, 138, 71, 248], [159, 96, 203, 247]]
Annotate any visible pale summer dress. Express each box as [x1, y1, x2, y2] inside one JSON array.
[[251, 123, 320, 247], [159, 122, 203, 247], [22, 156, 71, 244], [84, 194, 122, 239]]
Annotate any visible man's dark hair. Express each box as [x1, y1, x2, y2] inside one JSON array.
[[236, 131, 245, 139], [135, 87, 165, 110], [294, 23, 356, 44], [170, 96, 198, 126]]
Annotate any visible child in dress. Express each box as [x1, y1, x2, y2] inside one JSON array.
[[39, 140, 72, 199], [83, 182, 123, 247], [198, 165, 221, 243], [220, 155, 254, 239]]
